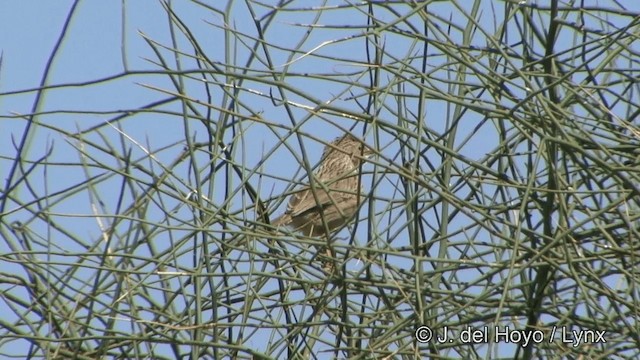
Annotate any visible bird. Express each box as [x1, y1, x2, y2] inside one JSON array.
[[272, 133, 372, 239]]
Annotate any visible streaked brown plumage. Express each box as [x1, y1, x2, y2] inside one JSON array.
[[272, 133, 372, 237]]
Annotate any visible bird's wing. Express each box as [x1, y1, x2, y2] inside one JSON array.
[[288, 183, 356, 219], [287, 186, 331, 219]]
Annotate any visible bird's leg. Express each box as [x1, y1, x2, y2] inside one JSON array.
[[319, 235, 336, 273]]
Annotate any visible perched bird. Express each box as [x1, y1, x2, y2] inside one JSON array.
[[272, 133, 372, 238]]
